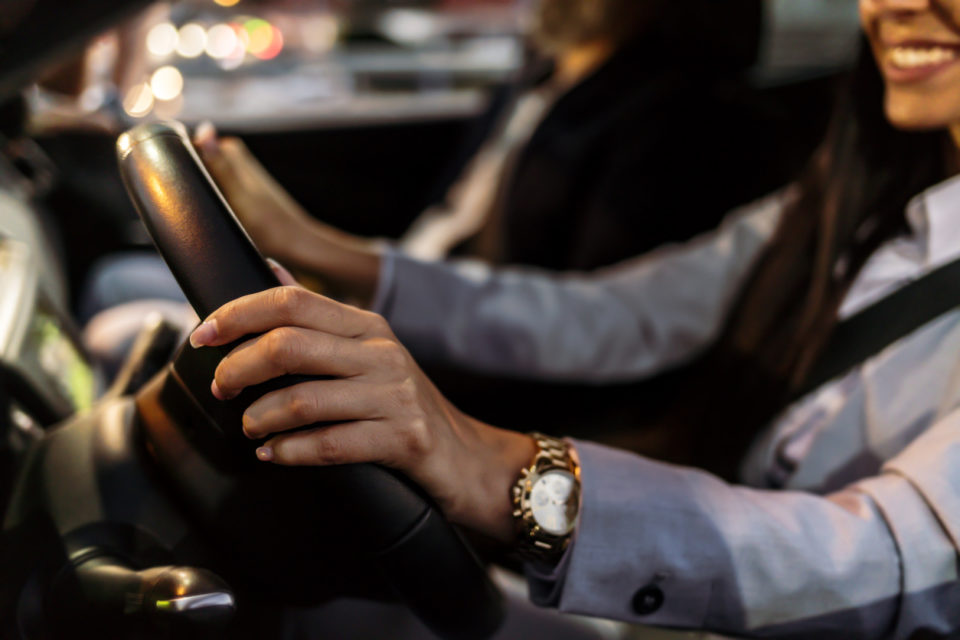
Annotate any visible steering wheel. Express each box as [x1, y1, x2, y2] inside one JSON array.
[[116, 122, 503, 640]]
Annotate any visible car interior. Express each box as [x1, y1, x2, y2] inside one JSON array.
[[0, 1, 859, 638]]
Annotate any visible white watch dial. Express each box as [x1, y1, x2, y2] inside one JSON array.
[[530, 470, 579, 536]]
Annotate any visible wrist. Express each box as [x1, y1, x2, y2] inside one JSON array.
[[291, 220, 382, 306], [451, 422, 535, 544]]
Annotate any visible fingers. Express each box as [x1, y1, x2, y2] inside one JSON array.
[[242, 379, 385, 439], [189, 285, 390, 348], [193, 125, 249, 193], [256, 420, 402, 467], [212, 327, 378, 397]]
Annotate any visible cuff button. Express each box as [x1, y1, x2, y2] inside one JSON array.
[[632, 585, 664, 616]]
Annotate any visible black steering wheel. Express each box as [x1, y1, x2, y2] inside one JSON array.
[[116, 121, 503, 640]]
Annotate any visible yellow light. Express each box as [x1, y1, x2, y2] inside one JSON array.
[[150, 66, 184, 102], [176, 23, 207, 58], [214, 0, 241, 6], [244, 19, 272, 55], [254, 25, 283, 60], [146, 22, 178, 57], [123, 82, 154, 118]]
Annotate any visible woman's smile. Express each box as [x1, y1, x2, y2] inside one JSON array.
[[884, 41, 960, 82], [862, 0, 960, 129]]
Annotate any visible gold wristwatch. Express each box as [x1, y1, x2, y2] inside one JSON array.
[[512, 433, 581, 564]]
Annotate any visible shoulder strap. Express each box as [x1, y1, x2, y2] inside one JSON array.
[[796, 255, 960, 399]]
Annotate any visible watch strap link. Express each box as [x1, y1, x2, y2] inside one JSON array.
[[513, 433, 579, 563]]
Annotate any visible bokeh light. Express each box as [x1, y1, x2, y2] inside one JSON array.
[[206, 23, 239, 59], [258, 25, 284, 60], [301, 15, 339, 54], [214, 0, 241, 6], [379, 10, 436, 45], [150, 66, 184, 102], [244, 19, 284, 60], [123, 82, 154, 118], [146, 22, 178, 57], [176, 23, 207, 58], [244, 19, 272, 55]]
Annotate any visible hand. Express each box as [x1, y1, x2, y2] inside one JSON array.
[[189, 278, 535, 543], [194, 123, 382, 305]]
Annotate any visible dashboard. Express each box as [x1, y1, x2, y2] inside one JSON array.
[[0, 155, 102, 504]]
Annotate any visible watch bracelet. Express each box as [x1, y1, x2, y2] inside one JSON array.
[[512, 432, 579, 563]]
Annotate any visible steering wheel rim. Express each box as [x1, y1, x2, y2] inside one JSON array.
[[116, 121, 504, 640]]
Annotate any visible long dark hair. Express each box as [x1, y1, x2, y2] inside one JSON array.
[[679, 41, 950, 480]]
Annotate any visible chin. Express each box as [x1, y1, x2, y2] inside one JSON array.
[[884, 96, 953, 132]]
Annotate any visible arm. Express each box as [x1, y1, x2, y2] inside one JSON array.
[[530, 436, 959, 639], [194, 280, 960, 639], [196, 130, 783, 383], [377, 193, 782, 382]]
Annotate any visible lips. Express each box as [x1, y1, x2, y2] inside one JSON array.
[[889, 45, 958, 68], [881, 41, 960, 83]]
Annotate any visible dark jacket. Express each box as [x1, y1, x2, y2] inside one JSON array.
[[465, 35, 792, 271], [431, 29, 836, 443]]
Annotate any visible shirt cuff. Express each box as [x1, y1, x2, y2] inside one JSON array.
[[525, 537, 576, 607], [370, 244, 399, 316]]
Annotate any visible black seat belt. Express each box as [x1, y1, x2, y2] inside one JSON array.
[[796, 254, 960, 400]]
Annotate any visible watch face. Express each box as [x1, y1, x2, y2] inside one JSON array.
[[530, 470, 579, 536]]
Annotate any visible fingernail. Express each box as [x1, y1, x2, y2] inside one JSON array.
[[190, 319, 218, 348], [266, 258, 298, 286], [256, 447, 274, 461], [195, 120, 218, 152], [211, 379, 237, 401], [241, 412, 258, 438]]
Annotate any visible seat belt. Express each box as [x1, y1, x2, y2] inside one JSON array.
[[795, 254, 960, 400]]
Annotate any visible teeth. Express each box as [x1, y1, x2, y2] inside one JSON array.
[[889, 46, 958, 69]]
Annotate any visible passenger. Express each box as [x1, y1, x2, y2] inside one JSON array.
[[189, 0, 960, 635], [86, 0, 781, 424], [192, 0, 773, 275], [185, 0, 786, 439]]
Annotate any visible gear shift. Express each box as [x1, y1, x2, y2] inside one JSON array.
[[55, 555, 235, 631]]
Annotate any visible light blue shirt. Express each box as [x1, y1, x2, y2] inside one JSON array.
[[373, 176, 960, 637]]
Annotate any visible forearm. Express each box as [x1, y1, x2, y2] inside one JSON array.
[[376, 195, 782, 383], [536, 440, 957, 638], [285, 218, 383, 307]]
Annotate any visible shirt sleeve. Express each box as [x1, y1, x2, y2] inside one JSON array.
[[373, 193, 783, 383], [528, 431, 960, 639]]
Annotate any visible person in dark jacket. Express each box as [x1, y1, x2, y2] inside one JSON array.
[[86, 0, 809, 438], [400, 0, 787, 271]]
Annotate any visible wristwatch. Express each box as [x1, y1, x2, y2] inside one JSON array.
[[512, 433, 581, 564]]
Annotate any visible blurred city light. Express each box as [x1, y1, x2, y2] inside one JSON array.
[[176, 23, 207, 58], [213, 0, 241, 6], [379, 9, 437, 45], [244, 18, 283, 60], [150, 66, 184, 101], [123, 82, 154, 118], [146, 22, 178, 57], [206, 23, 239, 59]]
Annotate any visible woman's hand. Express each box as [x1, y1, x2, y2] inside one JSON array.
[[189, 282, 535, 543], [194, 123, 382, 305]]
